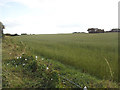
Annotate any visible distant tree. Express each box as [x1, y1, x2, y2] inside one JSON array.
[[21, 33, 27, 35], [5, 33, 11, 36], [73, 32, 77, 34], [11, 34, 19, 36]]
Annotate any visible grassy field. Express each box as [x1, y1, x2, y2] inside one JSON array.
[[2, 33, 119, 88], [14, 33, 118, 81]]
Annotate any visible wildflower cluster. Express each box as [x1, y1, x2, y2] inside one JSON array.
[[5, 54, 60, 88], [6, 54, 37, 72]]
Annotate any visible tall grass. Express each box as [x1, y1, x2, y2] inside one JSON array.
[[13, 33, 118, 81]]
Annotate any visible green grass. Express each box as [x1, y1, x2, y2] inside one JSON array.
[[2, 33, 119, 88], [13, 33, 118, 81], [2, 38, 60, 88]]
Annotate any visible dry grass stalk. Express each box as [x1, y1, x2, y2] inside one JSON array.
[[104, 57, 113, 79]]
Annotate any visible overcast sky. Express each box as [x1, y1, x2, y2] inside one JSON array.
[[0, 0, 119, 34]]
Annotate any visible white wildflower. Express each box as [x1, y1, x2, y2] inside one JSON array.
[[25, 59, 27, 61], [23, 63, 25, 66], [84, 86, 87, 90], [16, 65, 17, 67], [46, 67, 49, 70], [51, 78, 53, 80], [17, 57, 19, 59], [7, 63, 9, 65], [42, 58, 44, 60], [20, 56, 21, 58], [36, 56, 37, 60]]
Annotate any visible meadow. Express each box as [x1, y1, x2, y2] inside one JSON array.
[[2, 32, 118, 88], [13, 33, 118, 81]]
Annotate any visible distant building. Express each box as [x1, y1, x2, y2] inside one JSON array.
[[87, 28, 97, 33], [87, 28, 104, 33], [110, 28, 120, 32]]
